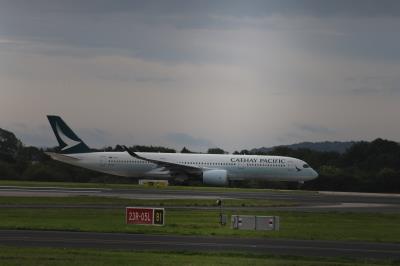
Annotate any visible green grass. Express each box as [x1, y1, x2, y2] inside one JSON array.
[[0, 179, 315, 194], [0, 246, 395, 266], [0, 206, 399, 242], [0, 195, 295, 207]]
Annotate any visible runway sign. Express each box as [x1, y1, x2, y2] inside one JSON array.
[[231, 215, 279, 231], [126, 207, 165, 226]]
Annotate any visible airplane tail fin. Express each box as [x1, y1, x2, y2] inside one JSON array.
[[47, 115, 91, 154]]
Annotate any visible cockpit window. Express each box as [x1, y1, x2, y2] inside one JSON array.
[[303, 164, 310, 168]]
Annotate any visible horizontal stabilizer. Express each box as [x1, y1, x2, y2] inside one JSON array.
[[45, 152, 80, 163]]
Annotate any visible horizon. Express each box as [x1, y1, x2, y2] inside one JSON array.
[[2, 125, 391, 154]]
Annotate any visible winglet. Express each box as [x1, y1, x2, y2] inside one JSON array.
[[123, 145, 139, 158], [123, 145, 155, 163]]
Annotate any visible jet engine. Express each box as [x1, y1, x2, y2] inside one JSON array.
[[202, 169, 228, 186]]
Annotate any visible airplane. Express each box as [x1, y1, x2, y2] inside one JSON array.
[[45, 115, 318, 186]]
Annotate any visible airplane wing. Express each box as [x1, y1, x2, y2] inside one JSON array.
[[123, 146, 202, 176]]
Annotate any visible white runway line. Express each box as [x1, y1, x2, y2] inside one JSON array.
[[308, 203, 395, 209], [0, 188, 101, 193], [319, 191, 400, 198]]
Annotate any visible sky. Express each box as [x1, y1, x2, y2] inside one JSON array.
[[1, 0, 400, 152]]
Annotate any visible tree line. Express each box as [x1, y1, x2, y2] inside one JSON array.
[[0, 128, 399, 192]]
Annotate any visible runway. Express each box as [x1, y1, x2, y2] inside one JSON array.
[[0, 185, 400, 212], [0, 186, 399, 260], [0, 229, 399, 259]]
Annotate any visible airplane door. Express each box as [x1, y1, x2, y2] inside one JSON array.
[[100, 156, 114, 169], [287, 160, 295, 172], [237, 161, 246, 170], [100, 156, 106, 168]]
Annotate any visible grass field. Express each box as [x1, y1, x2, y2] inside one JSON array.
[[0, 196, 399, 242], [0, 246, 395, 266], [0, 193, 398, 265], [0, 182, 397, 265]]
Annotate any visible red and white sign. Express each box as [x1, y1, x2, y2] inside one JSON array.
[[126, 207, 164, 225]]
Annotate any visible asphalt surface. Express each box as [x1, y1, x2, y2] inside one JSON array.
[[0, 185, 400, 212], [0, 229, 399, 260]]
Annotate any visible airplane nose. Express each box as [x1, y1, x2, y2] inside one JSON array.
[[311, 169, 319, 179]]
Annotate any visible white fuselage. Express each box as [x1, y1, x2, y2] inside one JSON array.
[[48, 151, 318, 182]]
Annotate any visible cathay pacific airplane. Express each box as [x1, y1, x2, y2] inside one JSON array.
[[45, 115, 318, 185]]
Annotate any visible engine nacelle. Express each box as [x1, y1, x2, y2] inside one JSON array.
[[202, 169, 228, 186]]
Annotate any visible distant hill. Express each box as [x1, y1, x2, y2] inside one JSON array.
[[251, 141, 357, 154]]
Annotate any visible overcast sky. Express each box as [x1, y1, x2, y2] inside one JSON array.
[[1, 0, 400, 152]]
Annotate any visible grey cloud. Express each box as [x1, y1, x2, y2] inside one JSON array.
[[6, 123, 54, 148], [299, 26, 400, 62], [0, 11, 224, 63], [275, 126, 336, 145], [2, 0, 400, 65], [351, 87, 381, 95], [2, 1, 400, 151], [3, 0, 400, 18], [4, 123, 121, 149], [93, 66, 175, 84], [64, 127, 139, 149], [352, 86, 400, 96], [295, 124, 336, 135], [346, 75, 400, 95], [77, 128, 112, 147], [164, 132, 213, 150], [275, 132, 304, 145]]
